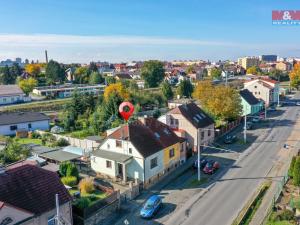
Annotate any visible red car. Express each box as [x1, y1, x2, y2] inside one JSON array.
[[203, 161, 220, 174]]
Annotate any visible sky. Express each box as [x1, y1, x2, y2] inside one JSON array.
[[0, 0, 300, 63]]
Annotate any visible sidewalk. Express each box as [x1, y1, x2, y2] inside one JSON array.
[[103, 155, 197, 225], [249, 114, 300, 225]]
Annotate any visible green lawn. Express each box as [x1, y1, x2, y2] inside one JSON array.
[[186, 177, 208, 188], [266, 221, 294, 225], [69, 188, 107, 201], [16, 138, 42, 145]]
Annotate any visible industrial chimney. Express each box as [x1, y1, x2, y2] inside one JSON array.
[[45, 50, 48, 64]]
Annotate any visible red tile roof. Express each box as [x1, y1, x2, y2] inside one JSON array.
[[108, 118, 182, 158], [0, 164, 72, 215]]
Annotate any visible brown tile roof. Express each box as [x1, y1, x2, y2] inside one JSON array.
[[0, 164, 72, 215], [108, 118, 181, 158], [169, 103, 214, 128], [0, 85, 24, 97]]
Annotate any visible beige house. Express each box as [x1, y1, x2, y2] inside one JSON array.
[[159, 102, 215, 151], [238, 57, 259, 70], [276, 61, 292, 71], [0, 164, 73, 225], [244, 78, 279, 107]]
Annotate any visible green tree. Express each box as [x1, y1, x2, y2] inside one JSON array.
[[210, 68, 222, 79], [89, 72, 104, 84], [11, 63, 22, 77], [89, 62, 98, 72], [161, 81, 173, 100], [105, 76, 116, 85], [18, 77, 38, 95], [186, 65, 195, 74], [45, 60, 66, 84], [0, 65, 16, 84], [293, 157, 300, 186], [289, 156, 296, 178], [177, 79, 193, 98], [0, 138, 30, 165], [66, 163, 79, 179], [141, 60, 165, 87]]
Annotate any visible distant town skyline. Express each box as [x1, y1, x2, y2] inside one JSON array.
[[0, 0, 299, 63]]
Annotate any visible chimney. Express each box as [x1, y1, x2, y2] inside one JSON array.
[[139, 115, 148, 125], [45, 50, 48, 64]]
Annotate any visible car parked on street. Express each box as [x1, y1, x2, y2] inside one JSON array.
[[252, 117, 260, 123], [223, 135, 237, 144], [203, 160, 220, 174], [140, 195, 162, 219], [246, 121, 253, 130], [296, 102, 300, 106]]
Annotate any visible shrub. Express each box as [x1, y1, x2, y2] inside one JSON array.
[[61, 176, 77, 186], [66, 163, 79, 179], [289, 156, 296, 178], [79, 177, 95, 194], [55, 138, 69, 147], [31, 132, 41, 139], [59, 161, 69, 177], [75, 197, 91, 209], [272, 209, 294, 221], [293, 157, 300, 186]]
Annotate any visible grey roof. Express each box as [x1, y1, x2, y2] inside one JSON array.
[[0, 112, 50, 126], [28, 144, 58, 155], [0, 85, 24, 97], [40, 150, 81, 162], [93, 150, 132, 163], [85, 136, 104, 142], [240, 89, 260, 105]]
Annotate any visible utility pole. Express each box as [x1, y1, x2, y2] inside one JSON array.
[[277, 76, 280, 107], [56, 194, 60, 225], [197, 128, 201, 181], [244, 113, 247, 143], [265, 92, 267, 119]]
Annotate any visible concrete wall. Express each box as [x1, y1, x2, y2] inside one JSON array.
[[22, 202, 72, 225], [0, 120, 49, 136], [0, 204, 33, 224]]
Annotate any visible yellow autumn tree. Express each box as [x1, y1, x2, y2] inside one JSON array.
[[103, 82, 129, 101], [193, 81, 242, 121], [25, 64, 42, 77], [290, 63, 300, 89], [18, 77, 38, 95]]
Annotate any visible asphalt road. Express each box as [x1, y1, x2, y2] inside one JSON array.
[[166, 93, 300, 225]]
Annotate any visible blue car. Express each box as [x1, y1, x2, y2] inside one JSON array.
[[140, 195, 162, 219]]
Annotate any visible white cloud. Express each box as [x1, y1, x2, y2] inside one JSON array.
[[0, 33, 237, 47]]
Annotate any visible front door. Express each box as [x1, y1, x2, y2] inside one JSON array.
[[117, 163, 123, 178]]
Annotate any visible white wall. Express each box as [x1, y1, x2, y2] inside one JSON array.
[[0, 120, 49, 136], [0, 94, 30, 105], [92, 138, 145, 181], [144, 150, 164, 181], [91, 155, 117, 177]]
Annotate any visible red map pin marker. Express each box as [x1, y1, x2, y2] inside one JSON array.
[[119, 102, 134, 121]]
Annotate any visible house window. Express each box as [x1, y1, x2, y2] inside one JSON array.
[[169, 148, 175, 158], [180, 143, 184, 152], [116, 140, 122, 148], [3, 98, 6, 103], [106, 160, 112, 168], [107, 144, 110, 149], [208, 130, 211, 136], [201, 131, 204, 139], [254, 86, 257, 88], [10, 125, 17, 131], [28, 123, 32, 129], [150, 157, 158, 169], [129, 148, 132, 154]]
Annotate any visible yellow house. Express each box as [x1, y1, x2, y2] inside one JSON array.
[[163, 142, 181, 170]]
